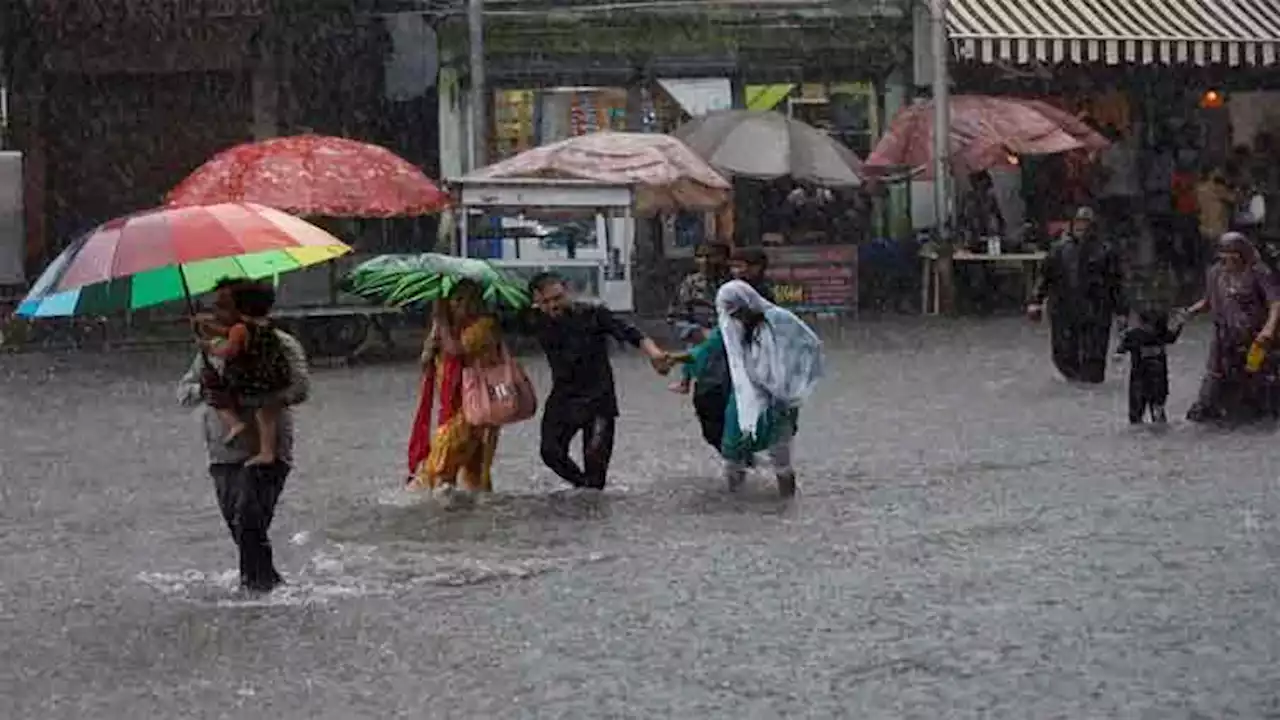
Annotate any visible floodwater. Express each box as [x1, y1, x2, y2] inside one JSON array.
[[3, 318, 1280, 719]]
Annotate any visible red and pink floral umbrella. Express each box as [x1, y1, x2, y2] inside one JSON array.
[[866, 95, 1095, 178], [166, 134, 451, 217]]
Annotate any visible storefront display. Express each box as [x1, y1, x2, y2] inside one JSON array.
[[492, 87, 631, 162], [494, 90, 535, 160]]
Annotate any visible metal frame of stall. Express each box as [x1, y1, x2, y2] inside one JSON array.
[[448, 176, 638, 312]]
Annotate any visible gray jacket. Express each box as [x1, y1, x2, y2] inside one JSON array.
[[176, 330, 310, 466]]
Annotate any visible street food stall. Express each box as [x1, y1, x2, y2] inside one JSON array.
[[452, 131, 733, 313], [867, 95, 1109, 314], [450, 177, 638, 311]]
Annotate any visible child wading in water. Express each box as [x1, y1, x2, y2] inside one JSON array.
[[201, 282, 293, 465], [1118, 308, 1185, 424]]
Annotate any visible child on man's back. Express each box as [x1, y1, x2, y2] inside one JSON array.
[[202, 282, 292, 465]]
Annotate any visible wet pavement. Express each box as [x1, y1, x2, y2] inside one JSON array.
[[3, 317, 1280, 719]]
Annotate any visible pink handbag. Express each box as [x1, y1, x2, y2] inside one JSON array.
[[461, 345, 538, 426]]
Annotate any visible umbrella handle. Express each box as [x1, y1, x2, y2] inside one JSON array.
[[177, 265, 210, 364]]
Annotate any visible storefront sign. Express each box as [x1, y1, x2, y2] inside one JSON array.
[[763, 245, 858, 315]]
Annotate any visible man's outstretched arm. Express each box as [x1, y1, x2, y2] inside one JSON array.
[[598, 306, 672, 374]]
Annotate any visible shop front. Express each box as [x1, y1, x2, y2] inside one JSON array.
[[436, 0, 910, 316], [933, 0, 1280, 310]]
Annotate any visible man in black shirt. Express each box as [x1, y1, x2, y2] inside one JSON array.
[[520, 272, 673, 489]]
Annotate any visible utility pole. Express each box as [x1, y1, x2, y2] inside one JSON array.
[[468, 0, 487, 171], [929, 0, 950, 238]]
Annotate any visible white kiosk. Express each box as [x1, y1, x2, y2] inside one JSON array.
[[451, 177, 637, 312]]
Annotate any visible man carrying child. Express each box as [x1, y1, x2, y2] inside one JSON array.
[[177, 279, 309, 594]]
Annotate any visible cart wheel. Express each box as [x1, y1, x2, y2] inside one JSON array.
[[314, 316, 370, 358], [271, 319, 311, 356]]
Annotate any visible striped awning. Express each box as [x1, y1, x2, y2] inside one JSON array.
[[948, 0, 1280, 66]]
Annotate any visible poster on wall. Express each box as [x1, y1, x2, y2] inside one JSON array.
[[763, 245, 858, 315]]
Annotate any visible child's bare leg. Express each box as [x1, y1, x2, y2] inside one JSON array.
[[216, 407, 248, 445], [246, 405, 280, 466]]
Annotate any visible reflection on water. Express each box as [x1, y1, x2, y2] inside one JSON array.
[[134, 477, 796, 611]]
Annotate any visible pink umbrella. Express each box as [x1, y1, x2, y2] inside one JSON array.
[[167, 134, 451, 217], [470, 132, 731, 215], [866, 95, 1088, 179], [1014, 100, 1110, 152]]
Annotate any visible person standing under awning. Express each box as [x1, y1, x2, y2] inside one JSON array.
[[1026, 207, 1130, 384], [1094, 125, 1140, 234]]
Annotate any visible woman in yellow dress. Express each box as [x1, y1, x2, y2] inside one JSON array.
[[406, 280, 503, 495]]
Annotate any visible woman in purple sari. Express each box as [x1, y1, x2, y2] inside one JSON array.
[[1185, 232, 1280, 423]]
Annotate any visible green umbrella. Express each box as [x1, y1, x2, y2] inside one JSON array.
[[341, 253, 531, 309]]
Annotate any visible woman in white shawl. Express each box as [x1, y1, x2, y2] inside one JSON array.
[[671, 280, 824, 496]]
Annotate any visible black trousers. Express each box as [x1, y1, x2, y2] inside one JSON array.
[[1051, 315, 1112, 383], [211, 462, 289, 591], [693, 386, 728, 452], [539, 397, 617, 490], [1128, 363, 1170, 422]]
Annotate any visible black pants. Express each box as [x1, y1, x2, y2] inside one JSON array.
[[211, 462, 289, 591], [539, 398, 617, 489], [693, 386, 728, 452], [1051, 315, 1112, 383], [1128, 363, 1169, 422]]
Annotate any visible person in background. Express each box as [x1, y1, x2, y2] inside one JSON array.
[[667, 242, 731, 395], [729, 246, 777, 303], [519, 272, 673, 490], [1026, 206, 1130, 384], [1144, 135, 1177, 271], [1094, 125, 1140, 231], [179, 278, 310, 594], [1184, 232, 1280, 424], [961, 171, 1006, 243], [1171, 154, 1202, 302], [1197, 167, 1237, 262], [1117, 308, 1184, 424], [667, 242, 731, 345]]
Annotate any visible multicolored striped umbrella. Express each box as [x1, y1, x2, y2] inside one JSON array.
[[16, 203, 351, 318]]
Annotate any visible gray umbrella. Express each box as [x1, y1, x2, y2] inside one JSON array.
[[673, 110, 865, 187]]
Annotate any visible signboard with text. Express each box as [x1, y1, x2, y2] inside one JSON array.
[[763, 245, 858, 315]]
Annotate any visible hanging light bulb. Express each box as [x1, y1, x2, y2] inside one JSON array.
[[1200, 89, 1225, 109]]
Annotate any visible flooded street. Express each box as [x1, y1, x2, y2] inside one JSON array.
[[4, 318, 1280, 719]]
